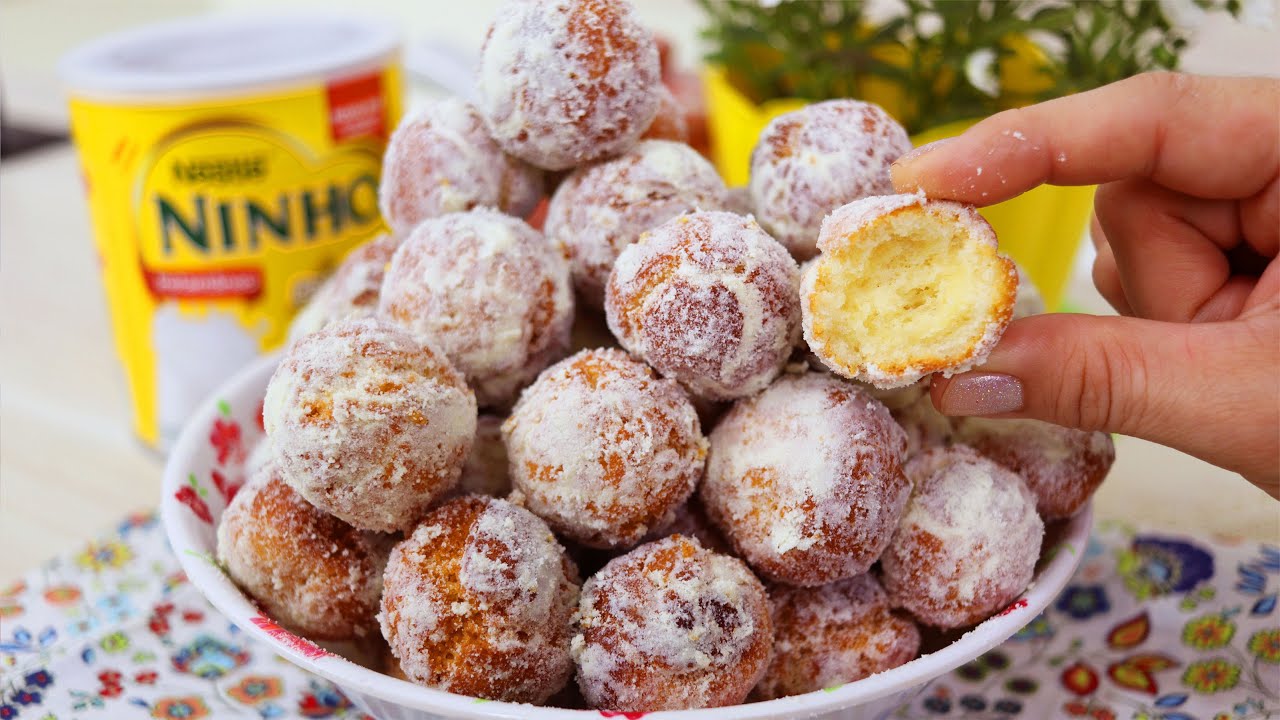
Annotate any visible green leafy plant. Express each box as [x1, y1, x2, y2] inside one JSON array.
[[699, 0, 1247, 133]]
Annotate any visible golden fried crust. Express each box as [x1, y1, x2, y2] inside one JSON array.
[[216, 471, 392, 641], [753, 575, 920, 699], [574, 536, 773, 710], [380, 496, 580, 703]]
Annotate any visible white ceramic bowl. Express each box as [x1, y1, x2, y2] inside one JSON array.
[[163, 353, 1092, 720]]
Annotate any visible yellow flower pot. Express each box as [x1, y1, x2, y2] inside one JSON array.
[[703, 67, 1094, 310]]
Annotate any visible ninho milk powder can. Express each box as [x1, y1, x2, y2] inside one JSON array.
[[61, 12, 403, 450]]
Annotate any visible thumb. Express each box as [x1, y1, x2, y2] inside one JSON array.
[[930, 313, 1277, 484]]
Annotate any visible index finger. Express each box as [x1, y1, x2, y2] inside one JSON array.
[[890, 73, 1280, 206]]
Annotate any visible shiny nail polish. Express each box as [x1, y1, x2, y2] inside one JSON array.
[[939, 372, 1024, 416]]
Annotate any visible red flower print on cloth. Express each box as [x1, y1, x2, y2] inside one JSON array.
[[250, 616, 330, 660], [42, 585, 81, 606], [149, 602, 176, 637], [209, 416, 244, 466], [135, 671, 158, 685], [152, 696, 211, 720], [600, 713, 648, 719], [1061, 661, 1100, 696], [97, 669, 123, 698], [1106, 611, 1151, 649], [1106, 653, 1178, 695], [1062, 700, 1116, 719]]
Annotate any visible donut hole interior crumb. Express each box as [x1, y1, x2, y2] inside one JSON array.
[[810, 208, 1007, 375]]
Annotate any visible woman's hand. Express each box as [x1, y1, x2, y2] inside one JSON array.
[[890, 72, 1279, 495]]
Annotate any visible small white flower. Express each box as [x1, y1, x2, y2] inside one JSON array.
[[916, 11, 943, 38], [1026, 29, 1068, 62], [965, 48, 1001, 97], [1014, 0, 1070, 21], [1241, 0, 1275, 29], [1133, 27, 1166, 57], [1158, 0, 1208, 29]]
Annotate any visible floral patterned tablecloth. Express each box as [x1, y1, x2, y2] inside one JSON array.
[[1, 512, 1276, 720]]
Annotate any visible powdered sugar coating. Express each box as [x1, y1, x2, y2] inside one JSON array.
[[217, 462, 392, 641], [379, 496, 579, 703], [802, 194, 1017, 389], [289, 234, 403, 342], [749, 100, 912, 259], [753, 573, 920, 700], [378, 208, 574, 408], [477, 0, 661, 170], [547, 141, 728, 307], [812, 193, 937, 255], [606, 211, 801, 401], [640, 84, 689, 143], [881, 445, 1044, 629], [379, 98, 543, 234], [263, 318, 477, 532], [503, 348, 707, 549], [954, 418, 1115, 520], [572, 535, 773, 711], [699, 371, 911, 586], [457, 415, 511, 498]]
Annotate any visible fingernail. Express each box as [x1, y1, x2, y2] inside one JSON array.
[[893, 137, 954, 167], [938, 372, 1024, 416]]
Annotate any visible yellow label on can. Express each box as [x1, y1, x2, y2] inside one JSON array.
[[69, 66, 402, 448]]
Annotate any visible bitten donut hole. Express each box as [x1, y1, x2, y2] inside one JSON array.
[[808, 205, 1011, 386]]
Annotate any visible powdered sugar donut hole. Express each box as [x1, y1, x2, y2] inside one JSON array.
[[753, 573, 920, 700], [546, 140, 727, 307], [881, 445, 1044, 629], [477, 0, 661, 170], [379, 98, 543, 234], [802, 194, 1018, 388], [379, 496, 580, 703], [955, 418, 1115, 520], [289, 233, 403, 342], [216, 461, 393, 641], [572, 535, 773, 710], [606, 211, 801, 401], [378, 208, 574, 408], [457, 415, 510, 498], [700, 371, 911, 586], [503, 348, 707, 549], [640, 84, 689, 143], [263, 318, 477, 532], [749, 99, 912, 259]]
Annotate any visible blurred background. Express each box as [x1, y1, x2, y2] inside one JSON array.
[[1, 0, 1278, 581]]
